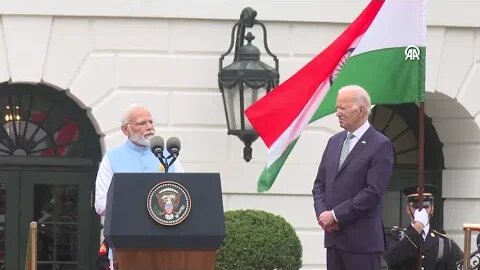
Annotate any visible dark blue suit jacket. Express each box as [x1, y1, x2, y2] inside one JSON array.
[[312, 125, 394, 253]]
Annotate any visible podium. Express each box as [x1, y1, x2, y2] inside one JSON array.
[[104, 173, 225, 270]]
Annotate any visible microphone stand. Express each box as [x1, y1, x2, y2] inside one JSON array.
[[165, 153, 178, 172], [167, 156, 177, 169], [154, 152, 169, 172], [154, 150, 179, 173]]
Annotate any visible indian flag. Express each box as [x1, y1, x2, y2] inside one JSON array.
[[245, 0, 426, 192]]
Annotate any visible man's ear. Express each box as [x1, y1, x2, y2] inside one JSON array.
[[121, 125, 129, 136], [358, 105, 365, 115]]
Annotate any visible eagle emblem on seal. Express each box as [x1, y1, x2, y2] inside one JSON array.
[[147, 181, 191, 226]]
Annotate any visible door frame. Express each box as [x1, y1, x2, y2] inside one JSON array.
[[0, 171, 20, 270], [0, 160, 100, 270]]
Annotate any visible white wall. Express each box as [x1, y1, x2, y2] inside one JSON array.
[[1, 0, 480, 27], [426, 24, 480, 253], [0, 13, 342, 268], [0, 0, 479, 268]]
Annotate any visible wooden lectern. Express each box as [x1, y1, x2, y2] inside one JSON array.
[[104, 173, 225, 270]]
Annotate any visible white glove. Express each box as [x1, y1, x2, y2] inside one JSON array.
[[414, 208, 429, 227]]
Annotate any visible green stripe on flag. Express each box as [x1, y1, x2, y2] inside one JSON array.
[[258, 139, 298, 192], [311, 47, 426, 122]]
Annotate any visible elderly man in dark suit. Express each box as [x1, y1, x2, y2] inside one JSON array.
[[312, 85, 394, 270]]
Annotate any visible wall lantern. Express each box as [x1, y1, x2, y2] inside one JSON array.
[[218, 7, 279, 162]]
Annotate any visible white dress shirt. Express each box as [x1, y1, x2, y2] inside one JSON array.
[[332, 121, 371, 223]]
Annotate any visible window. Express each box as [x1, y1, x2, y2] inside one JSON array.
[[0, 83, 100, 161]]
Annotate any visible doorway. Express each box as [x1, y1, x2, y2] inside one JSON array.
[[370, 104, 444, 229], [0, 82, 102, 269], [0, 168, 98, 270]]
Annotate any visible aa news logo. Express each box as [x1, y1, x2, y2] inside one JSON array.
[[405, 45, 420, 61]]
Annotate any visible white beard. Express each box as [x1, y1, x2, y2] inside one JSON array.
[[131, 133, 153, 146]]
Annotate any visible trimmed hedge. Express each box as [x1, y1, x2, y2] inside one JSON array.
[[216, 209, 302, 270]]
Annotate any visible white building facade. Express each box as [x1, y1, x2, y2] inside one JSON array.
[[0, 0, 480, 269]]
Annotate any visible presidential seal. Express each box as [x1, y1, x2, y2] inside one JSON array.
[[147, 181, 192, 226]]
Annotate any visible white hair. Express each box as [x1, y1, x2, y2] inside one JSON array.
[[338, 85, 372, 114], [120, 103, 150, 125]]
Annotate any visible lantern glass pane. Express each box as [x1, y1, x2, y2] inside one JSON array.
[[243, 85, 268, 130], [224, 84, 241, 130]]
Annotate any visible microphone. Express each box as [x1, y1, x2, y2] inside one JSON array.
[[166, 137, 181, 158], [149, 136, 165, 158]]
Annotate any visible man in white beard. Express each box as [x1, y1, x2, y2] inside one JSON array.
[[94, 103, 184, 270]]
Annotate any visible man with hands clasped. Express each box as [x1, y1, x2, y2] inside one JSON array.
[[312, 85, 394, 270]]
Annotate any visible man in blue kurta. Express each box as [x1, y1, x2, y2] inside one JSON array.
[[94, 103, 184, 269]]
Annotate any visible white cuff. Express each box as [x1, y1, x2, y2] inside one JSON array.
[[332, 210, 339, 223]]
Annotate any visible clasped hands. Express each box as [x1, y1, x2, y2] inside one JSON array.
[[318, 210, 339, 233]]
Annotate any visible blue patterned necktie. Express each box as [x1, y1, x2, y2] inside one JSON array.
[[338, 133, 355, 170]]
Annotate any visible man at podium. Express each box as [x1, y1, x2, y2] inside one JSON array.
[[94, 103, 184, 269]]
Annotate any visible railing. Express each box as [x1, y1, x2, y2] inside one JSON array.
[[24, 222, 37, 270], [461, 224, 480, 270]]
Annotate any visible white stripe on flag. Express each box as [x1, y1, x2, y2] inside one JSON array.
[[267, 80, 330, 167]]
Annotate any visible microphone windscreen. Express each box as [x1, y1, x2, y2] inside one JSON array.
[[166, 137, 181, 154], [150, 136, 164, 153]]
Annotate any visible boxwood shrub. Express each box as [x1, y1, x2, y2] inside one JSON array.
[[216, 209, 302, 270]]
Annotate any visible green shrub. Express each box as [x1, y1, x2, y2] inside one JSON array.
[[216, 209, 302, 270]]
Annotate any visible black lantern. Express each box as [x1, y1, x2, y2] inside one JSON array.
[[218, 7, 279, 162]]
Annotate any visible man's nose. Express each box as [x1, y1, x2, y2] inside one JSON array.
[[146, 122, 154, 130]]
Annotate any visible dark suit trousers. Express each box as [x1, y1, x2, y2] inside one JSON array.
[[327, 247, 381, 270]]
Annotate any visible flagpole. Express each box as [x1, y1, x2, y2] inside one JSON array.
[[417, 101, 425, 270]]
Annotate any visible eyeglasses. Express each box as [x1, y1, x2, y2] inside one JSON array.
[[129, 119, 155, 128]]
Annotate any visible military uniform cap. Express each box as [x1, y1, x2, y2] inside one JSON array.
[[402, 184, 437, 203]]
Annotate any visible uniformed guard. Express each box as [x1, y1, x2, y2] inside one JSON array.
[[383, 185, 463, 270]]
